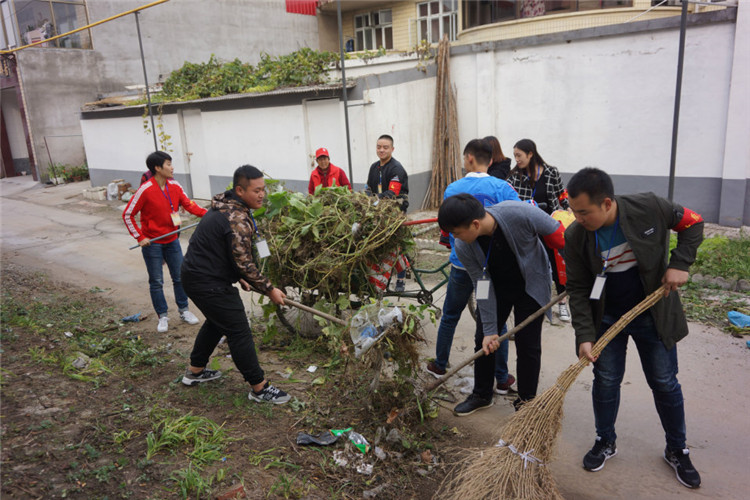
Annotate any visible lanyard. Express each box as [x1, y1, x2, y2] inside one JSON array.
[[478, 233, 496, 278], [159, 183, 175, 211], [249, 213, 259, 235], [595, 216, 620, 271]]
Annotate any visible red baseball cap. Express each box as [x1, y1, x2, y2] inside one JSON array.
[[315, 147, 329, 159]]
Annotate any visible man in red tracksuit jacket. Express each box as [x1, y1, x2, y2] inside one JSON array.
[[123, 151, 207, 333], [308, 147, 351, 195]]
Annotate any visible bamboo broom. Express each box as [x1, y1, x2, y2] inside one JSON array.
[[439, 286, 666, 500]]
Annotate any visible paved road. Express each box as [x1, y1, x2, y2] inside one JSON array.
[[1, 176, 747, 499]]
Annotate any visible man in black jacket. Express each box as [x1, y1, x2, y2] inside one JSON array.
[[565, 167, 703, 489], [365, 134, 409, 211], [180, 165, 290, 404], [365, 134, 409, 291]]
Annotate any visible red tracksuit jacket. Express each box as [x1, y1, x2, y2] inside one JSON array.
[[123, 178, 207, 244]]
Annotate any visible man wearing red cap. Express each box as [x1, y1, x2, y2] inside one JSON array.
[[308, 147, 351, 195]]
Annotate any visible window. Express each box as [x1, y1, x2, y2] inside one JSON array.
[[417, 0, 458, 43], [354, 9, 392, 51], [463, 0, 632, 29], [4, 0, 91, 50]]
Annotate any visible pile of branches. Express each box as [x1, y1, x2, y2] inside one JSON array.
[[256, 186, 414, 302]]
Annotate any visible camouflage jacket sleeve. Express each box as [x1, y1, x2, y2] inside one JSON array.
[[228, 210, 274, 294]]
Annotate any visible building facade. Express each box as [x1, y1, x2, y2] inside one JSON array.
[[0, 0, 320, 180]]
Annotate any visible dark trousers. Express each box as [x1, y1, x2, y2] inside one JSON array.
[[474, 291, 543, 401], [183, 282, 265, 386]]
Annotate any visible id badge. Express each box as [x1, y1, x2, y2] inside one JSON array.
[[590, 274, 607, 300], [378, 184, 383, 194], [170, 211, 182, 226], [256, 238, 271, 259], [476, 279, 491, 301]]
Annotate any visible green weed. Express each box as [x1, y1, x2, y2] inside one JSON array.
[[93, 463, 116, 483], [267, 472, 311, 499], [146, 411, 232, 465], [671, 235, 750, 280], [170, 463, 213, 499]]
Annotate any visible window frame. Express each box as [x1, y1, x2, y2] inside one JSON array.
[[7, 0, 91, 50], [416, 0, 458, 44], [354, 8, 392, 51], [462, 0, 633, 31]]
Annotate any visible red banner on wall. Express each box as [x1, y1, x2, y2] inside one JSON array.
[[286, 0, 318, 16]]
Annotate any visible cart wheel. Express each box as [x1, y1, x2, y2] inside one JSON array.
[[276, 289, 324, 339], [417, 290, 433, 305]]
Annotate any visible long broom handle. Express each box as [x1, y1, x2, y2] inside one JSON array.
[[128, 222, 200, 250], [283, 298, 348, 326], [424, 291, 569, 392], [588, 286, 665, 360]]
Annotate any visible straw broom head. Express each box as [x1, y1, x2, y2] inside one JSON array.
[[440, 287, 665, 499]]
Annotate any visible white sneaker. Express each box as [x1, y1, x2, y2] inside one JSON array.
[[157, 316, 169, 333], [180, 310, 200, 325], [559, 303, 571, 322]]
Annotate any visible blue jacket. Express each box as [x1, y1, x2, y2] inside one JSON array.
[[444, 173, 520, 268]]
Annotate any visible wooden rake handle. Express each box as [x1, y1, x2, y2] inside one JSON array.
[[424, 291, 569, 392], [283, 298, 348, 326]]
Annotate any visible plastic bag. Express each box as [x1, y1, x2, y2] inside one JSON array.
[[331, 428, 370, 454], [728, 311, 750, 328], [378, 306, 403, 327], [350, 308, 385, 358], [296, 430, 339, 446]]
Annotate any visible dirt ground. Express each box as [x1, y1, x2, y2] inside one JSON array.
[[1, 176, 748, 499]]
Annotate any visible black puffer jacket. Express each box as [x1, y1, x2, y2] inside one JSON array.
[[488, 158, 511, 181]]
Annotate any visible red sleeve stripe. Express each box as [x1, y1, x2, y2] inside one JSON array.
[[543, 221, 565, 250], [388, 181, 402, 196], [673, 208, 703, 232]]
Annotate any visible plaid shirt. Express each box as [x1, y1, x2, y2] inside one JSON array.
[[508, 164, 569, 214]]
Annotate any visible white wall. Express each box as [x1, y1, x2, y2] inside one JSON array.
[[452, 22, 735, 181], [82, 13, 746, 223], [1, 89, 27, 158]]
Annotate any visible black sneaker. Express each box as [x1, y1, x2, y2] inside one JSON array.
[[583, 437, 617, 471], [394, 280, 406, 292], [664, 447, 701, 488], [453, 394, 493, 416], [181, 368, 222, 386], [425, 361, 446, 378], [248, 382, 291, 405]]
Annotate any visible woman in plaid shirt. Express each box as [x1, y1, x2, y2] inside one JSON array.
[[508, 138, 571, 321]]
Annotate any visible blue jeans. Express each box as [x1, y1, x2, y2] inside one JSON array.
[[592, 313, 686, 450], [141, 239, 189, 316], [435, 267, 509, 382]]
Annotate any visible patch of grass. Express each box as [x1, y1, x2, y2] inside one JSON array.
[[2, 288, 166, 386], [92, 463, 116, 483], [671, 235, 750, 280], [170, 463, 226, 499], [681, 282, 749, 327], [268, 472, 312, 499], [145, 410, 232, 465]]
